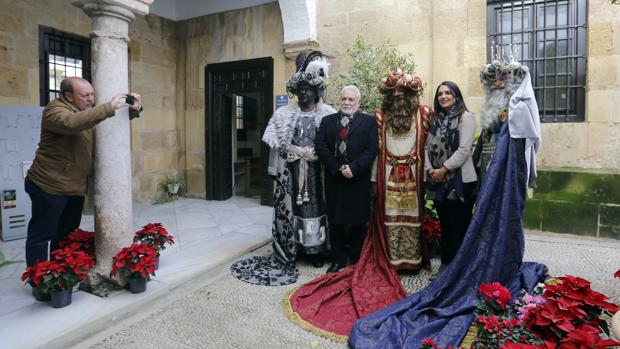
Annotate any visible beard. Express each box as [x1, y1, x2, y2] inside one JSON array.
[[341, 106, 357, 116], [480, 77, 523, 129], [479, 88, 510, 129], [383, 94, 418, 133]]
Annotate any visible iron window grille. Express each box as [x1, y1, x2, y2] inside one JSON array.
[[487, 0, 587, 122], [38, 26, 91, 106]]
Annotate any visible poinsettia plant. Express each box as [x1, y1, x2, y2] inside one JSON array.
[[471, 282, 541, 348], [422, 216, 442, 246], [134, 223, 175, 251], [471, 277, 619, 349], [21, 247, 95, 293], [419, 338, 456, 349], [111, 243, 159, 279], [521, 275, 619, 347], [58, 229, 95, 258]]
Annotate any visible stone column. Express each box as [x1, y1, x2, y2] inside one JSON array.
[[72, 0, 150, 289], [278, 0, 320, 76]]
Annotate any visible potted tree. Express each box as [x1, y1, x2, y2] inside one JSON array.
[[134, 223, 175, 270], [111, 243, 159, 294], [21, 248, 95, 308], [157, 175, 185, 202]]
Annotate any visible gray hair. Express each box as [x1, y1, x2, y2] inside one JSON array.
[[341, 85, 361, 102]]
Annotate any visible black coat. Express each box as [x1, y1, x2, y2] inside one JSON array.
[[315, 111, 378, 225]]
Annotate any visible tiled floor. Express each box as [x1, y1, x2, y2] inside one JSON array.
[[0, 197, 272, 349], [2, 196, 619, 349]]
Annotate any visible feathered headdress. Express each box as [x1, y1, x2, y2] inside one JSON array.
[[286, 51, 330, 98]]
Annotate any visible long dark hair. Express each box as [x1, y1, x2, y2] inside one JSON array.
[[433, 81, 468, 117]]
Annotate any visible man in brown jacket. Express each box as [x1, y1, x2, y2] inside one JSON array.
[[25, 77, 142, 269]]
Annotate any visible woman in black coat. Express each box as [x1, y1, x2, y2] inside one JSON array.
[[315, 85, 378, 273]]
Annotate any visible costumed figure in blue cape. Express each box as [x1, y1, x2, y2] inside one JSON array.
[[349, 47, 548, 348]]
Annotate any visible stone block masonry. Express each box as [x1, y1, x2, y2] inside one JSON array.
[[523, 169, 620, 238]]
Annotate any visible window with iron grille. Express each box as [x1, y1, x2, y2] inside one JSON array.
[[38, 26, 91, 106], [487, 0, 587, 123]]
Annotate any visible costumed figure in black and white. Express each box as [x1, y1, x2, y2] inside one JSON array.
[[230, 52, 336, 286]]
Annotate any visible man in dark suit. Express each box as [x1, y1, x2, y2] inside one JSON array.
[[316, 85, 378, 273]]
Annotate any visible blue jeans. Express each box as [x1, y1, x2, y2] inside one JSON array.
[[24, 177, 84, 266]]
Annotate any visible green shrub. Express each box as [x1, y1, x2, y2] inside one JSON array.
[[327, 35, 418, 113]]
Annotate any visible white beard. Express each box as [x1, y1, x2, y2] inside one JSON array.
[[479, 79, 522, 129], [341, 106, 358, 116]]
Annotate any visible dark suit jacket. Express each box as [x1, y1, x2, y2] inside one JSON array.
[[315, 111, 378, 225]]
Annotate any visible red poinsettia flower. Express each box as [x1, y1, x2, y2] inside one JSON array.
[[21, 260, 65, 286], [537, 301, 576, 332], [544, 276, 619, 315], [20, 251, 93, 293], [111, 243, 159, 279], [479, 282, 512, 308], [419, 338, 436, 349], [422, 216, 441, 241], [134, 223, 175, 251], [50, 247, 95, 279], [614, 269, 620, 278], [561, 323, 620, 348], [500, 342, 554, 349], [59, 229, 96, 257]]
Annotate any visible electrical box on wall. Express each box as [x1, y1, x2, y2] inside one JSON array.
[[0, 105, 43, 241]]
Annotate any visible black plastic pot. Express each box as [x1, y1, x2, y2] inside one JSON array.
[[50, 289, 72, 308], [128, 277, 147, 294], [32, 287, 51, 302]]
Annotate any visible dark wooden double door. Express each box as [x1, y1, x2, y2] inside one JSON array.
[[205, 57, 274, 206]]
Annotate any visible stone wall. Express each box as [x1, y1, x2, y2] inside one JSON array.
[[2, 0, 619, 207], [176, 3, 286, 198], [0, 0, 91, 106], [0, 0, 178, 202], [316, 0, 486, 115], [537, 0, 620, 172], [523, 169, 620, 238], [316, 0, 620, 173], [128, 15, 178, 202]]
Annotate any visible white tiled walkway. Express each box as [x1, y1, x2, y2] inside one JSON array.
[[0, 197, 272, 349]]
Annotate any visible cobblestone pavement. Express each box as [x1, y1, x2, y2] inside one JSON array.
[[84, 231, 620, 349]]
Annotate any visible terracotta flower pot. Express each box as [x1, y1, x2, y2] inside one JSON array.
[[50, 289, 72, 308]]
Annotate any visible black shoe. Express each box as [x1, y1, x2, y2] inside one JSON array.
[[326, 262, 345, 274]]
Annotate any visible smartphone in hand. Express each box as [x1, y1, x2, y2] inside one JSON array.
[[125, 95, 135, 105]]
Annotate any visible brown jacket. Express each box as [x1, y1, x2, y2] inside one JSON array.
[[27, 97, 128, 196]]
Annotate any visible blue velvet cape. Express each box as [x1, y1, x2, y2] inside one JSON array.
[[349, 123, 548, 348]]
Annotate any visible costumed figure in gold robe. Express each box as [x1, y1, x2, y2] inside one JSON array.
[[373, 71, 432, 271]]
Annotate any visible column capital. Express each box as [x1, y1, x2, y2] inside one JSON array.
[[72, 0, 150, 22], [283, 39, 320, 60]]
